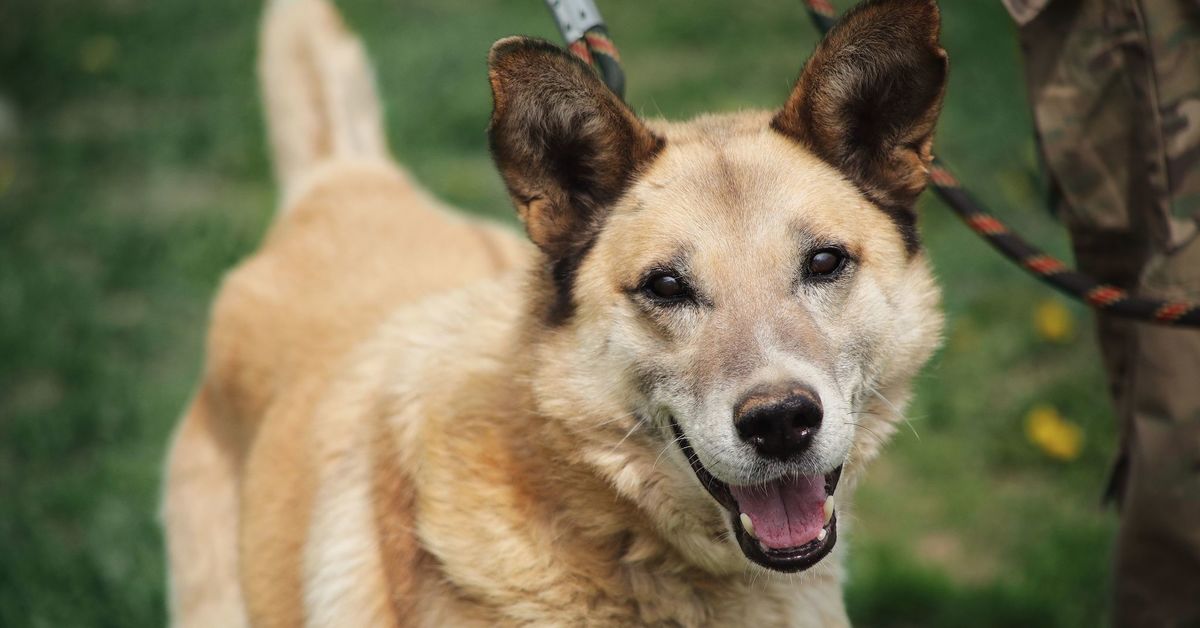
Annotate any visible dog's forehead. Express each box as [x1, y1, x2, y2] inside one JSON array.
[[617, 113, 903, 255]]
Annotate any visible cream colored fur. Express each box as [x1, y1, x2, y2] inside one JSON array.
[[163, 1, 943, 626]]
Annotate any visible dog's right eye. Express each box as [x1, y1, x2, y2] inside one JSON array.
[[643, 272, 690, 302]]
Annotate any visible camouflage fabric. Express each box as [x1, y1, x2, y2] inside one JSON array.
[[1015, 0, 1200, 250], [1001, 0, 1052, 25], [1010, 0, 1200, 625]]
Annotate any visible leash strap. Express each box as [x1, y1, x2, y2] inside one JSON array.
[[544, 0, 625, 98], [544, 0, 1199, 326]]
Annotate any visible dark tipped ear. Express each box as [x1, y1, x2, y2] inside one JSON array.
[[487, 37, 664, 259], [773, 0, 947, 244]]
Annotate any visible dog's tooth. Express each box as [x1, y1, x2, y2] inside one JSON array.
[[823, 496, 836, 524], [817, 529, 828, 542], [739, 513, 756, 539]]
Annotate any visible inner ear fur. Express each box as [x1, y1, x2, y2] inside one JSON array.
[[773, 0, 948, 229], [487, 37, 664, 260]]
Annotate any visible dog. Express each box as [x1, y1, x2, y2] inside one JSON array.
[[163, 0, 947, 625]]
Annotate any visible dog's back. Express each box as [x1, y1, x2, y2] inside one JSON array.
[[163, 2, 525, 625], [212, 0, 526, 429]]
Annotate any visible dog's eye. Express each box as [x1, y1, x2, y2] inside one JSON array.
[[808, 249, 846, 277], [644, 273, 689, 301]]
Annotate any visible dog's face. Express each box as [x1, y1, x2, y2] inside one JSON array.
[[489, 0, 947, 573]]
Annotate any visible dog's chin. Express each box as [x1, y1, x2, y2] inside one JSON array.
[[669, 417, 843, 573]]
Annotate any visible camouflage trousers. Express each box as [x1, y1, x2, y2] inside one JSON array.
[[1008, 0, 1200, 625]]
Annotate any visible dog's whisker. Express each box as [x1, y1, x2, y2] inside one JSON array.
[[865, 385, 921, 441], [591, 414, 634, 429], [843, 421, 887, 448], [867, 386, 903, 416], [605, 416, 649, 456], [652, 435, 687, 471]]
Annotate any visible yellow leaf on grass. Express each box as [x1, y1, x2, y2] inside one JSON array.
[[1025, 404, 1084, 461], [1034, 299, 1074, 343]]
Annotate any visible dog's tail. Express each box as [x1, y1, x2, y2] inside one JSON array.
[[259, 0, 389, 196]]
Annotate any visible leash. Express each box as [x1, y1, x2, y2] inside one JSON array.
[[545, 0, 1200, 327], [544, 0, 625, 99]]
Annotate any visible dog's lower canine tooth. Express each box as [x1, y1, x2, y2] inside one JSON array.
[[823, 497, 835, 524], [817, 529, 828, 542], [739, 513, 756, 539]]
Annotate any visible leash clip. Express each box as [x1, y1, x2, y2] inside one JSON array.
[[545, 0, 606, 43]]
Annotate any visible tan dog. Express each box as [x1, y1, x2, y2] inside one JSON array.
[[163, 0, 947, 625]]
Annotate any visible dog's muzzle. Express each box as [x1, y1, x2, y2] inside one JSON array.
[[670, 416, 842, 573]]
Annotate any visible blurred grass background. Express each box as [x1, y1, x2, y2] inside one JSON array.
[[0, 0, 1118, 625]]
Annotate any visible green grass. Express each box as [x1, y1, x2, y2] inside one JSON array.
[[1, 0, 1117, 625]]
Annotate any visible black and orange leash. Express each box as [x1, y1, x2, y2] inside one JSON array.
[[545, 0, 625, 99], [545, 0, 1200, 327]]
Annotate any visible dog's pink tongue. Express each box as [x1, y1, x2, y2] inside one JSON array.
[[730, 475, 826, 550]]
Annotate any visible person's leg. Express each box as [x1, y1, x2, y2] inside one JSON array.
[[1111, 240, 1200, 624], [1111, 182, 1200, 625], [1014, 0, 1200, 624], [1100, 1, 1200, 623]]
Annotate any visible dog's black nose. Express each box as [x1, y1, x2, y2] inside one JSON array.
[[734, 384, 823, 460]]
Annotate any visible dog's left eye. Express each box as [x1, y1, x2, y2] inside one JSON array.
[[643, 272, 690, 301], [807, 249, 847, 277]]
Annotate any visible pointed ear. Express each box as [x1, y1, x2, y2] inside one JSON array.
[[773, 0, 948, 236], [487, 37, 664, 259]]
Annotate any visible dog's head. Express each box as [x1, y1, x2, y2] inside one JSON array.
[[488, 0, 946, 574]]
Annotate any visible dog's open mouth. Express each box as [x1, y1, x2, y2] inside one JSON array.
[[670, 418, 842, 573]]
